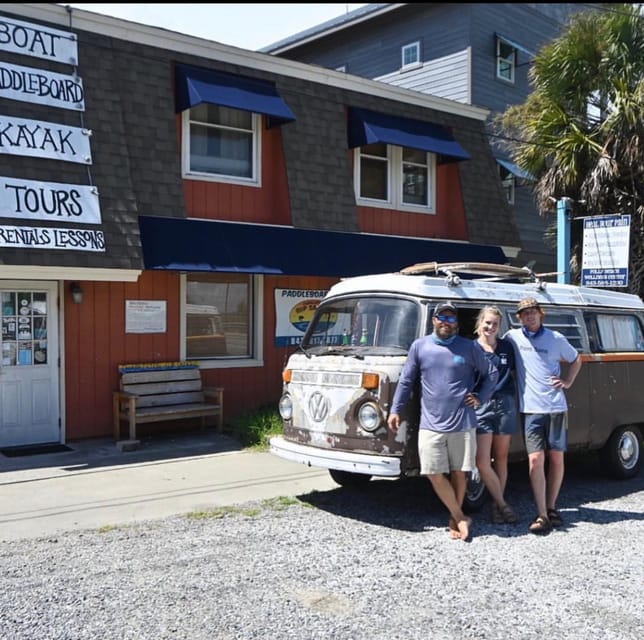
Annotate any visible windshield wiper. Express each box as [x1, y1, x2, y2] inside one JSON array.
[[298, 343, 311, 359]]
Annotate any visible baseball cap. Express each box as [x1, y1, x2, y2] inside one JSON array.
[[434, 301, 457, 316], [516, 297, 541, 313]]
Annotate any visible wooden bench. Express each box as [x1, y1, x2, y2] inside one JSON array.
[[113, 362, 224, 442]]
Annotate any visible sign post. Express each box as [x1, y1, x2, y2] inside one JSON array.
[[557, 197, 572, 284]]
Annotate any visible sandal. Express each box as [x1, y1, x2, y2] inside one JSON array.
[[491, 504, 504, 524], [547, 509, 564, 528], [499, 503, 518, 524], [528, 515, 552, 535]]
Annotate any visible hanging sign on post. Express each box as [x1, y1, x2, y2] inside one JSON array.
[[581, 214, 630, 288]]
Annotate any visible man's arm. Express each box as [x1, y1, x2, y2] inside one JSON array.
[[387, 341, 421, 433], [560, 355, 582, 390]]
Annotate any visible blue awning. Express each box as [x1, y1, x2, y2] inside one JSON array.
[[495, 33, 536, 58], [138, 216, 506, 277], [347, 107, 470, 163], [496, 158, 535, 181], [174, 64, 296, 126]]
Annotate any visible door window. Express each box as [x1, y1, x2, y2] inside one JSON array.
[[1, 290, 48, 366]]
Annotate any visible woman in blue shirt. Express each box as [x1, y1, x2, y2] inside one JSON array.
[[473, 305, 519, 524]]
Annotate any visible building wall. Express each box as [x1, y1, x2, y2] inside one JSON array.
[[268, 3, 593, 274], [0, 5, 517, 444], [64, 272, 338, 438]]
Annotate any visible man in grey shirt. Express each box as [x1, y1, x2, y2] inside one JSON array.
[[388, 302, 498, 540]]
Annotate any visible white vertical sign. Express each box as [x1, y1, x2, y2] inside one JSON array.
[[581, 215, 630, 288]]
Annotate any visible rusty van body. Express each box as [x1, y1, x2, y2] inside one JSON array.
[[269, 262, 644, 509]]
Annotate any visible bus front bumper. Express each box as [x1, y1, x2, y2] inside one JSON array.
[[269, 436, 401, 477]]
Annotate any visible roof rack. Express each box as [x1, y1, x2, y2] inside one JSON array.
[[399, 261, 560, 289]]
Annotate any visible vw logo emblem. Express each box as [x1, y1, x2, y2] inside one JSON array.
[[309, 391, 329, 422]]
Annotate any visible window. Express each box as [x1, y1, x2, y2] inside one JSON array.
[[401, 42, 420, 69], [303, 297, 420, 352], [499, 164, 515, 204], [508, 310, 585, 351], [354, 143, 436, 213], [587, 313, 644, 352], [496, 38, 516, 83], [182, 104, 261, 184], [183, 273, 263, 366]]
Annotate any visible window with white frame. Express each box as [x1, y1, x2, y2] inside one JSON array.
[[183, 272, 262, 364], [354, 143, 436, 212], [499, 164, 515, 204], [401, 42, 420, 69], [182, 103, 260, 184], [496, 38, 516, 83]]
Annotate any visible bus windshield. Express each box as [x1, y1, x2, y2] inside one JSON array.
[[302, 297, 420, 353]]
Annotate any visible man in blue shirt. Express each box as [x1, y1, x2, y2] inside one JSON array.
[[388, 301, 498, 541]]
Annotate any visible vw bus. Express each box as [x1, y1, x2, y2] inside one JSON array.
[[269, 262, 644, 510]]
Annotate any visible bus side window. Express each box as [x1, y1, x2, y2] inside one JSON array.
[[584, 313, 603, 353], [592, 313, 644, 352]]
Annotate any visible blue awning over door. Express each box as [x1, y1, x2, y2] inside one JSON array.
[[347, 107, 471, 163], [174, 64, 296, 125], [138, 216, 506, 277]]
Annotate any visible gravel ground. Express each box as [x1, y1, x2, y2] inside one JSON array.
[[1, 454, 642, 640]]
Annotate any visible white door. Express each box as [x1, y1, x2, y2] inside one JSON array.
[[0, 282, 60, 447]]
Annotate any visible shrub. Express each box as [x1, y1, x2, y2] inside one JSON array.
[[228, 404, 283, 450]]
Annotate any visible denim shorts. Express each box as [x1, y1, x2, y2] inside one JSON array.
[[523, 412, 568, 453], [475, 393, 519, 436]]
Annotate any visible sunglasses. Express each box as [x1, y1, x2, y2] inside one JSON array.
[[435, 314, 458, 324]]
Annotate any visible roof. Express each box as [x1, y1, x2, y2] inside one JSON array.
[[260, 4, 403, 54]]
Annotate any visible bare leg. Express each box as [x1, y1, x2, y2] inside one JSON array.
[[428, 473, 471, 540], [450, 470, 472, 540], [546, 450, 565, 510], [528, 450, 547, 518], [491, 434, 512, 495], [476, 433, 505, 507]]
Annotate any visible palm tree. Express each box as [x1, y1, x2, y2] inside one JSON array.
[[497, 3, 644, 297]]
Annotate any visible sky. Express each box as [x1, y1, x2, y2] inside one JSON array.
[[64, 4, 369, 51]]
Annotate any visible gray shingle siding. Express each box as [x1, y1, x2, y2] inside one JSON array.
[[0, 8, 516, 273], [267, 3, 595, 271]]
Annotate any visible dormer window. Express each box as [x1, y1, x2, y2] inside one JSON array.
[[401, 41, 420, 69]]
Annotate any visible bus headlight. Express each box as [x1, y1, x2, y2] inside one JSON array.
[[279, 394, 293, 421], [358, 402, 381, 432]]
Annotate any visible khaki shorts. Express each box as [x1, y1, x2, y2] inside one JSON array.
[[418, 428, 477, 475]]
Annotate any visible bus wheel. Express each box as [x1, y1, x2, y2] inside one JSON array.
[[601, 425, 642, 479], [329, 469, 372, 488], [463, 467, 488, 513]]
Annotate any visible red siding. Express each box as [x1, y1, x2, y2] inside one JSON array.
[[64, 272, 338, 440], [64, 121, 470, 440], [358, 163, 468, 239], [182, 119, 291, 224]]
